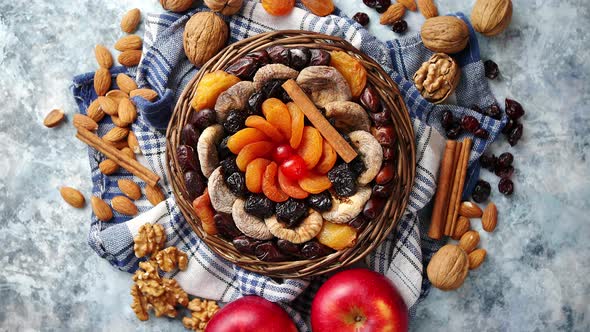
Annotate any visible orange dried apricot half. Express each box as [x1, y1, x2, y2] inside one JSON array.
[[330, 51, 367, 99], [245, 115, 285, 142], [286, 102, 304, 149], [245, 158, 272, 193], [316, 220, 357, 250], [261, 0, 295, 16], [191, 70, 240, 110], [227, 128, 269, 154], [315, 140, 337, 174], [296, 126, 323, 169], [262, 98, 292, 140], [236, 141, 274, 171], [298, 172, 332, 194], [302, 0, 335, 16], [262, 162, 290, 202], [192, 189, 218, 235], [278, 168, 309, 199]]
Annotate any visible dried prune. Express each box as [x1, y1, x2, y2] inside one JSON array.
[[479, 154, 497, 171], [306, 191, 333, 212], [363, 197, 385, 219], [485, 104, 502, 120], [497, 152, 513, 168], [247, 92, 265, 116], [472, 180, 491, 203], [301, 241, 333, 259], [461, 115, 480, 133], [369, 108, 393, 126], [233, 235, 262, 255], [289, 47, 310, 70], [218, 136, 232, 160], [474, 128, 489, 139], [382, 146, 395, 161], [261, 79, 287, 100], [214, 212, 242, 240], [255, 242, 287, 262], [267, 45, 290, 65], [348, 156, 366, 176], [184, 171, 206, 201], [244, 194, 275, 219], [446, 123, 463, 139], [181, 123, 199, 149], [189, 108, 216, 130], [365, 0, 390, 13], [309, 49, 331, 66], [348, 214, 368, 230], [360, 85, 381, 113], [177, 145, 199, 172], [220, 157, 239, 177], [223, 110, 248, 134], [498, 178, 514, 195], [276, 198, 308, 227], [375, 162, 394, 185], [505, 98, 525, 120], [484, 60, 500, 79], [441, 110, 454, 130], [226, 172, 246, 196], [372, 125, 396, 146], [352, 12, 370, 26], [508, 123, 523, 146], [328, 163, 357, 197], [277, 239, 303, 257], [495, 165, 514, 179], [372, 181, 394, 199], [391, 20, 408, 33], [225, 57, 258, 80]]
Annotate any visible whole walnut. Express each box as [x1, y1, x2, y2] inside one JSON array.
[[426, 244, 469, 290], [184, 12, 229, 67], [205, 0, 243, 16], [420, 16, 469, 54], [413, 53, 460, 104], [160, 0, 193, 12], [471, 0, 512, 36]]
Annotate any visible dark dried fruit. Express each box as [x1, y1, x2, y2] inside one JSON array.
[[328, 163, 357, 197], [276, 198, 308, 227], [498, 178, 514, 195], [348, 215, 368, 230], [471, 104, 483, 114], [218, 136, 232, 160], [289, 47, 310, 71], [177, 145, 199, 172], [391, 20, 408, 33], [363, 0, 377, 7], [255, 242, 287, 262], [247, 92, 265, 116], [233, 235, 262, 255], [223, 110, 248, 134], [502, 118, 515, 135], [220, 156, 239, 177], [214, 212, 242, 240], [495, 165, 514, 179], [244, 194, 275, 219], [277, 239, 303, 257], [226, 172, 246, 196], [372, 181, 394, 199], [497, 152, 513, 168], [472, 180, 491, 203], [369, 108, 393, 126], [261, 79, 287, 100], [374, 0, 391, 13], [360, 86, 381, 113], [461, 115, 480, 133], [382, 146, 395, 161], [184, 171, 206, 201], [309, 49, 331, 66], [225, 57, 258, 80], [363, 197, 385, 219], [181, 123, 199, 149], [484, 59, 500, 79], [352, 12, 370, 26], [474, 128, 489, 139], [446, 123, 463, 139], [375, 162, 394, 185], [508, 123, 523, 146], [485, 104, 502, 120], [479, 154, 497, 171], [372, 125, 396, 147], [306, 191, 333, 212], [245, 50, 270, 66], [348, 156, 366, 176], [266, 45, 290, 65], [505, 98, 525, 120], [189, 108, 216, 130], [301, 241, 333, 259], [441, 110, 454, 130]]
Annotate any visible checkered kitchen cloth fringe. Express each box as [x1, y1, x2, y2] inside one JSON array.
[[72, 1, 506, 329]]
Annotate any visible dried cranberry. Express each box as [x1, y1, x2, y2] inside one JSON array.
[[498, 178, 514, 195], [502, 118, 515, 135], [352, 12, 370, 26], [301, 241, 333, 259], [214, 213, 242, 240], [472, 180, 491, 203], [189, 108, 216, 130], [184, 171, 206, 201], [277, 239, 303, 257], [276, 198, 308, 227], [374, 0, 391, 13], [372, 125, 396, 146], [181, 123, 199, 149], [226, 172, 246, 196], [461, 115, 480, 133], [255, 242, 287, 262], [233, 236, 262, 255], [363, 0, 377, 8], [441, 110, 454, 130], [328, 163, 357, 197], [266, 45, 290, 65], [360, 86, 381, 113], [348, 215, 369, 230], [177, 145, 199, 172], [497, 152, 513, 168], [372, 181, 394, 199], [474, 128, 489, 139], [495, 165, 514, 179], [508, 123, 523, 146], [225, 57, 258, 80], [484, 60, 500, 79], [391, 20, 408, 33], [363, 197, 386, 219], [289, 47, 310, 70], [485, 104, 502, 120], [369, 109, 393, 126], [375, 162, 394, 185], [309, 49, 331, 66], [223, 110, 248, 134], [446, 123, 463, 139], [479, 154, 497, 171], [382, 146, 395, 160], [247, 92, 265, 116], [306, 191, 332, 212], [505, 98, 525, 120], [244, 194, 275, 219]]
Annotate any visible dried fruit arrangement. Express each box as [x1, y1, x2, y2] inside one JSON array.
[[181, 45, 398, 262]]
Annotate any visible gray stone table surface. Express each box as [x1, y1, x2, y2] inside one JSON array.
[[0, 0, 588, 331]]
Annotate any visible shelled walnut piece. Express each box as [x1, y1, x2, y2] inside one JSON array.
[[134, 224, 166, 257], [413, 53, 460, 104], [183, 298, 220, 331], [155, 247, 189, 272]]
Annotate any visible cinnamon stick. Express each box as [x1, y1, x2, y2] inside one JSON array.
[[444, 141, 463, 236], [427, 140, 457, 240], [448, 138, 472, 236], [76, 127, 160, 187], [282, 79, 358, 163]]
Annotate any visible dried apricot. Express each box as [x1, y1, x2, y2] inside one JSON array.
[[298, 172, 333, 194], [245, 115, 285, 142], [192, 189, 218, 235], [261, 0, 295, 16], [302, 0, 334, 16], [287, 102, 304, 149], [330, 51, 367, 99], [227, 128, 269, 154], [296, 126, 323, 169], [278, 168, 309, 199], [316, 220, 357, 250], [191, 70, 241, 110], [246, 158, 272, 193], [262, 162, 290, 202], [315, 140, 337, 174], [262, 98, 292, 140], [236, 141, 274, 171]]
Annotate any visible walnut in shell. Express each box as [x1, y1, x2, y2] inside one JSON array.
[[420, 16, 469, 54], [426, 244, 469, 290], [183, 12, 228, 67], [161, 0, 193, 13], [413, 53, 460, 104], [205, 0, 243, 15]]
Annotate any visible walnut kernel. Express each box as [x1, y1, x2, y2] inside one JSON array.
[[133, 223, 166, 258], [413, 53, 460, 104], [155, 247, 189, 272], [183, 298, 220, 331]]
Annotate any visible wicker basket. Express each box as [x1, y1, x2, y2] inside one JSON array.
[[166, 30, 416, 278]]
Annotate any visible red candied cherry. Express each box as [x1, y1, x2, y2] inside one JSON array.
[[280, 155, 307, 180], [272, 144, 294, 164]]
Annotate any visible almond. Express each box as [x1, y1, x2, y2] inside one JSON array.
[[94, 44, 113, 69], [119, 50, 142, 67], [59, 187, 85, 208], [130, 88, 158, 101], [459, 201, 483, 218], [417, 0, 438, 18], [103, 127, 130, 142], [118, 179, 142, 200], [121, 8, 141, 33], [111, 195, 138, 216], [116, 73, 138, 94], [114, 35, 143, 51], [451, 216, 471, 240], [128, 131, 141, 154], [106, 139, 129, 150], [459, 230, 480, 253], [146, 185, 166, 206], [471, 0, 512, 37], [482, 202, 498, 232], [397, 0, 417, 11], [72, 114, 98, 131], [43, 109, 65, 128], [99, 159, 119, 175], [97, 96, 118, 116], [91, 196, 113, 221], [121, 147, 136, 160], [380, 3, 406, 25], [106, 89, 129, 104], [94, 68, 111, 96], [87, 99, 105, 122], [118, 98, 137, 126], [468, 248, 486, 270], [110, 115, 128, 128]]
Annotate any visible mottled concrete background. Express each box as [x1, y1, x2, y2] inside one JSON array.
[[0, 0, 588, 331]]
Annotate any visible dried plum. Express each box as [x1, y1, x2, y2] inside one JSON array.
[[232, 235, 262, 255], [497, 152, 513, 168], [352, 12, 370, 26], [446, 123, 463, 139], [391, 20, 408, 33], [177, 145, 199, 172], [214, 213, 242, 240], [267, 45, 290, 65], [472, 180, 491, 203], [301, 241, 333, 259], [277, 239, 303, 257], [502, 118, 515, 135], [276, 198, 308, 228], [474, 128, 489, 139], [218, 136, 232, 160], [247, 92, 265, 116], [255, 242, 287, 262], [495, 165, 514, 179], [348, 156, 366, 177], [498, 178, 514, 195], [181, 123, 199, 149], [485, 104, 502, 120], [244, 194, 275, 219], [508, 123, 523, 146], [306, 191, 333, 212], [261, 79, 287, 100], [309, 49, 331, 66], [479, 154, 497, 171], [189, 108, 216, 130], [363, 197, 385, 219], [289, 47, 310, 70], [184, 171, 206, 201], [223, 110, 248, 134], [220, 156, 239, 177], [226, 172, 246, 196], [484, 60, 500, 79], [461, 115, 480, 133], [328, 163, 358, 197]]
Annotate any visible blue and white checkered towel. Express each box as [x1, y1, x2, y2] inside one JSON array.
[[72, 1, 505, 329]]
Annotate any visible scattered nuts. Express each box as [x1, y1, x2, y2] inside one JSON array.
[[106, 90, 129, 104], [130, 88, 158, 101], [97, 96, 118, 116], [459, 201, 483, 218], [380, 3, 406, 25], [121, 8, 141, 33], [86, 99, 105, 122], [160, 0, 193, 12], [103, 126, 130, 142], [116, 73, 139, 94], [59, 187, 86, 208], [111, 195, 138, 216], [91, 196, 113, 222], [119, 50, 142, 67], [417, 0, 438, 18], [130, 284, 149, 321], [398, 0, 417, 11], [182, 298, 220, 331], [114, 35, 143, 52], [146, 184, 166, 206], [468, 248, 486, 270], [72, 114, 98, 131], [413, 53, 460, 104], [99, 159, 119, 175], [471, 0, 512, 37], [427, 244, 469, 291], [43, 109, 65, 128], [482, 201, 498, 232], [95, 45, 113, 69], [205, 0, 243, 15], [420, 16, 469, 54], [451, 216, 471, 240], [155, 247, 189, 272], [134, 223, 166, 258], [94, 68, 111, 96], [118, 179, 142, 200], [183, 12, 228, 67], [458, 230, 480, 253], [118, 98, 137, 126], [128, 131, 141, 154]]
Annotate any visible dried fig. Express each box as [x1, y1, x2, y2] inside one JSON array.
[[196, 124, 224, 178], [348, 130, 383, 185], [253, 64, 299, 90], [296, 66, 352, 108], [265, 209, 323, 243], [205, 0, 243, 15], [208, 166, 237, 214], [214, 81, 255, 122], [183, 12, 228, 66], [321, 186, 372, 224], [324, 101, 371, 133], [232, 198, 273, 240]]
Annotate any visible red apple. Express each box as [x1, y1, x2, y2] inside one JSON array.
[[311, 268, 408, 332], [205, 295, 297, 332]]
